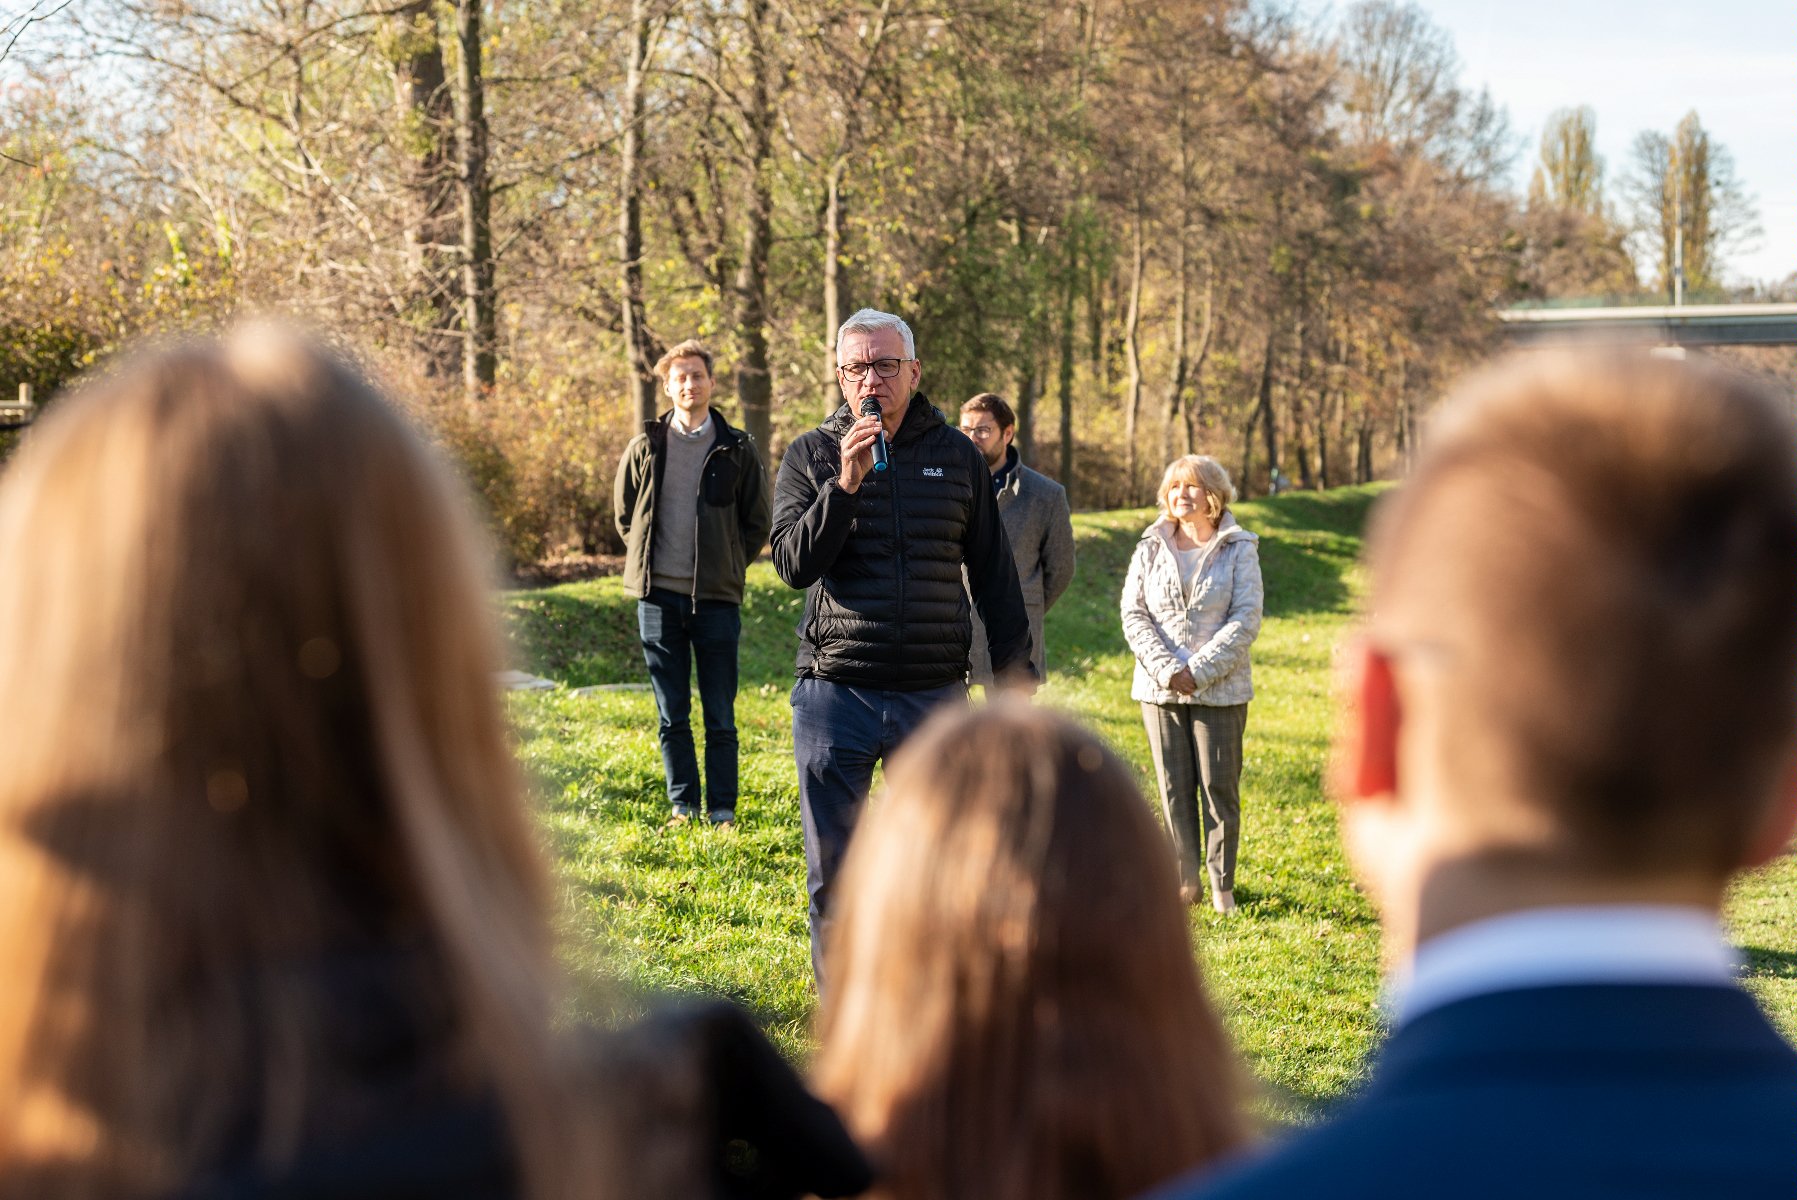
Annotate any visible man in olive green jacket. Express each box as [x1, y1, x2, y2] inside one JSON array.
[[613, 341, 772, 827]]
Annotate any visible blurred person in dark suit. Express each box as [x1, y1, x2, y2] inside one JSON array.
[[1154, 350, 1797, 1200], [957, 392, 1075, 684]]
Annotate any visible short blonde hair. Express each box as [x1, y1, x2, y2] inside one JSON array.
[[1156, 455, 1234, 524], [652, 338, 714, 380], [1370, 349, 1797, 879], [814, 700, 1245, 1200]]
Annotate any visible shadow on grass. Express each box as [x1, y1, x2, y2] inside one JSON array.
[[1053, 487, 1377, 669], [505, 572, 810, 690], [1742, 945, 1797, 982], [506, 485, 1387, 690], [504, 583, 643, 687]]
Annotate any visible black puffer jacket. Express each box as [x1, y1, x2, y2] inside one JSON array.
[[771, 394, 1032, 689]]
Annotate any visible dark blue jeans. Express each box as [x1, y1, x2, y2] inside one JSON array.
[[791, 677, 966, 983], [639, 589, 741, 820]]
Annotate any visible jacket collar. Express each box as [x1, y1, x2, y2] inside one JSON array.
[[993, 445, 1022, 496], [1143, 509, 1246, 550], [823, 392, 945, 444], [1370, 981, 1786, 1102], [1390, 905, 1736, 1028], [645, 406, 742, 449]]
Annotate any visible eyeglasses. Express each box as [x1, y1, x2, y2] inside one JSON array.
[[960, 424, 1001, 440], [838, 357, 912, 381]]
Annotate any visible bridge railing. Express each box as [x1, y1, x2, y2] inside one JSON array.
[[0, 383, 37, 428], [1498, 303, 1797, 349]]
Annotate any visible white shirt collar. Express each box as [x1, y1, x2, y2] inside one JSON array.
[[672, 410, 713, 438], [1387, 904, 1738, 1027]]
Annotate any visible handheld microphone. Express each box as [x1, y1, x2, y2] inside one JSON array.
[[859, 397, 890, 472]]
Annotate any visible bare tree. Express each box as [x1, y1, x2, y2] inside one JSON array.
[[620, 0, 660, 425], [1625, 111, 1760, 298], [1529, 106, 1603, 215], [455, 0, 496, 396], [392, 0, 459, 379]]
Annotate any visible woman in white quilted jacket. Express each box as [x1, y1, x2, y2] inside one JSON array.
[[1120, 455, 1264, 914]]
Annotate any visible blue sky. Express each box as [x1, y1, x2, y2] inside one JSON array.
[[1396, 0, 1794, 286]]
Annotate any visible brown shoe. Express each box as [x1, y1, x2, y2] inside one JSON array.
[[665, 812, 694, 829]]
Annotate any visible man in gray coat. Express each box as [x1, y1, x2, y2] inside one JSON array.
[[959, 393, 1076, 683]]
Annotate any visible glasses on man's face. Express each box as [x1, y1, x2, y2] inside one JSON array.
[[960, 424, 999, 440], [838, 357, 911, 381]]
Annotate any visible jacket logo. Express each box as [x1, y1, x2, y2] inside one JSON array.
[[922, 466, 944, 477]]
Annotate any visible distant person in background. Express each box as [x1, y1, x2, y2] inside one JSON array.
[[814, 700, 1246, 1200], [1155, 351, 1797, 1200], [0, 328, 868, 1200], [1122, 456, 1263, 914], [614, 340, 772, 829], [959, 393, 1076, 684]]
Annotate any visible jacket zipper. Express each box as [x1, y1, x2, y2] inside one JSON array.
[[1163, 523, 1235, 609], [691, 430, 728, 604], [889, 427, 907, 655], [1167, 525, 1238, 687]]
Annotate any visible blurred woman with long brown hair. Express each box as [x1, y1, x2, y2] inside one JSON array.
[[812, 700, 1247, 1200], [0, 327, 867, 1200]]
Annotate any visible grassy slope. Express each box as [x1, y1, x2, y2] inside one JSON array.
[[503, 483, 1797, 1116]]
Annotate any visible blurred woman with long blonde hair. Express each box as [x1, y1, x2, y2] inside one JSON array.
[[0, 328, 868, 1200], [813, 700, 1246, 1200]]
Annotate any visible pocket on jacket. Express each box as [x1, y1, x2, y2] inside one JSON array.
[[703, 455, 742, 506]]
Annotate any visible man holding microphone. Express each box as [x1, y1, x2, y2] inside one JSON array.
[[771, 307, 1034, 983]]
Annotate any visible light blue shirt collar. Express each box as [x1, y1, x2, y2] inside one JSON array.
[[1387, 904, 1738, 1027]]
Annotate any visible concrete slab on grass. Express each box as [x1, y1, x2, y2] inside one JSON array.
[[496, 670, 558, 691]]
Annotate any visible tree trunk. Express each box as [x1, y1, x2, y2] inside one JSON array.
[[454, 0, 496, 398], [392, 0, 457, 381], [1317, 316, 1342, 488], [1317, 383, 1335, 488], [1393, 351, 1413, 475], [1122, 208, 1145, 494], [1087, 253, 1104, 384], [1259, 330, 1279, 486], [1244, 332, 1276, 495], [1186, 268, 1216, 455], [1014, 354, 1038, 465], [1290, 310, 1315, 489], [815, 0, 889, 414], [821, 154, 848, 416], [1162, 86, 1193, 465], [1057, 239, 1077, 499], [620, 0, 658, 426], [1163, 226, 1189, 468], [1241, 394, 1261, 498], [731, 0, 774, 455]]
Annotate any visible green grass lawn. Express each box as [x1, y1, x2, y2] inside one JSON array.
[[503, 483, 1797, 1119]]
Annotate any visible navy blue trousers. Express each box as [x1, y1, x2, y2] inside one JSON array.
[[639, 588, 741, 820], [791, 677, 965, 983]]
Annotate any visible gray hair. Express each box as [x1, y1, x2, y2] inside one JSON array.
[[836, 308, 915, 358]]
